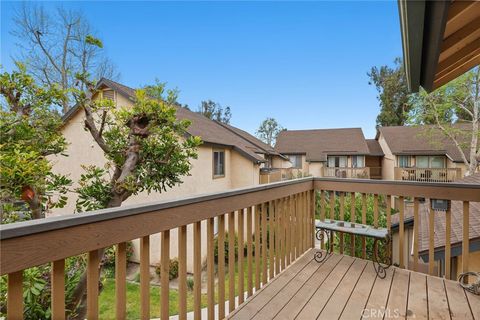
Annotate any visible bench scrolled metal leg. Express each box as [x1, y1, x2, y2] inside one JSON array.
[[372, 235, 392, 279], [314, 228, 331, 263]]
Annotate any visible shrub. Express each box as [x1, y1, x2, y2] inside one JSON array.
[[0, 255, 86, 319], [102, 242, 134, 274], [186, 277, 194, 291], [155, 258, 179, 280]]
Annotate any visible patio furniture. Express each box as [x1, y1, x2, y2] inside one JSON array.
[[314, 219, 391, 278]]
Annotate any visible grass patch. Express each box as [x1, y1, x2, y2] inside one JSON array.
[[99, 279, 208, 319]]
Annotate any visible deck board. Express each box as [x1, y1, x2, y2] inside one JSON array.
[[317, 259, 367, 320], [273, 254, 343, 319], [406, 271, 428, 319], [339, 260, 377, 320], [384, 268, 410, 319], [228, 249, 480, 320]]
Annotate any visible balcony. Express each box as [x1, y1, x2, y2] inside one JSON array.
[[260, 168, 306, 184], [1, 178, 479, 319], [394, 167, 462, 183], [322, 167, 371, 179]]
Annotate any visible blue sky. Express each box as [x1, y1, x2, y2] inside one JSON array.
[[1, 1, 402, 138]]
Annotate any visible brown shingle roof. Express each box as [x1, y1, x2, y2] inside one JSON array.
[[275, 128, 370, 162], [377, 125, 472, 163], [62, 78, 270, 163], [392, 173, 480, 254], [366, 139, 384, 156]]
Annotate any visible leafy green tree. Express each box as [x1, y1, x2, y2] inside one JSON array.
[[315, 192, 392, 259], [0, 64, 86, 319], [256, 117, 284, 147], [67, 75, 201, 317], [368, 58, 412, 126], [197, 100, 232, 124], [0, 62, 71, 221], [409, 67, 479, 176]]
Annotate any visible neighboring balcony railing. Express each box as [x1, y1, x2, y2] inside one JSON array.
[[394, 167, 462, 182], [1, 177, 479, 319], [322, 166, 370, 179]]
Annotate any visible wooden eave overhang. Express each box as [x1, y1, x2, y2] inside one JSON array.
[[399, 0, 480, 92]]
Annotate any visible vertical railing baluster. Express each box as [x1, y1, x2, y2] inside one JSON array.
[[139, 237, 150, 320], [116, 243, 127, 320], [7, 271, 23, 320], [445, 207, 451, 280], [339, 192, 345, 254], [287, 195, 292, 266], [462, 201, 470, 283], [88, 249, 100, 320], [52, 259, 65, 320], [218, 214, 225, 318], [261, 202, 268, 285], [275, 199, 281, 275], [373, 194, 379, 228], [313, 190, 316, 248], [329, 191, 335, 221], [361, 194, 367, 259], [228, 211, 235, 313], [238, 209, 245, 305], [428, 206, 435, 275], [413, 198, 419, 272], [269, 200, 275, 280], [255, 205, 261, 291], [350, 192, 356, 256], [386, 195, 392, 231], [207, 218, 215, 320], [246, 207, 253, 297], [398, 196, 405, 269], [294, 194, 299, 259], [193, 221, 201, 320], [178, 226, 187, 320], [161, 231, 170, 320]]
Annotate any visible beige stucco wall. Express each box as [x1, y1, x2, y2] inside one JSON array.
[[377, 133, 395, 180], [308, 162, 324, 177], [49, 92, 262, 271]]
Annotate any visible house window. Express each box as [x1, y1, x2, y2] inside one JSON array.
[[416, 156, 429, 168], [398, 156, 411, 168], [352, 156, 365, 168], [287, 155, 302, 169], [430, 156, 446, 168], [213, 150, 225, 178], [415, 155, 446, 168], [327, 156, 347, 168]]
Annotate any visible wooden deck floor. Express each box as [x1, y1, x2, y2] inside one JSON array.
[[229, 249, 480, 320]]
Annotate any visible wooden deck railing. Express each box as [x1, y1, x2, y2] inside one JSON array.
[[1, 178, 314, 320], [394, 167, 462, 182], [1, 177, 479, 319], [322, 167, 370, 179], [314, 178, 480, 281]]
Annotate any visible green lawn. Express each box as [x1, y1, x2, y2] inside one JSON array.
[[99, 259, 263, 318]]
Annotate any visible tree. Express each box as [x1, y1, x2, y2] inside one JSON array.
[[0, 62, 71, 221], [197, 100, 232, 124], [12, 3, 119, 113], [68, 75, 201, 317], [256, 118, 284, 147], [409, 67, 480, 176], [0, 64, 83, 319], [368, 58, 412, 126]]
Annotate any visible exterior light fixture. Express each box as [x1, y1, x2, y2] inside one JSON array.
[[430, 199, 451, 211]]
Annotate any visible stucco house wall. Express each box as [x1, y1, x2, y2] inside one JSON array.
[[49, 90, 265, 271], [377, 133, 395, 180]]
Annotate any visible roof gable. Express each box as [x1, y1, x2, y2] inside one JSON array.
[[61, 78, 274, 163], [378, 125, 472, 163]]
